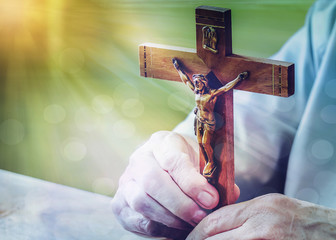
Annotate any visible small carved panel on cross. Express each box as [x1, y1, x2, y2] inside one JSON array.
[[139, 6, 294, 208]]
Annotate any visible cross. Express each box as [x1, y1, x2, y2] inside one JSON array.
[[139, 6, 294, 208]]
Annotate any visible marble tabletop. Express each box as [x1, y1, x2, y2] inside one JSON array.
[[0, 170, 149, 240]]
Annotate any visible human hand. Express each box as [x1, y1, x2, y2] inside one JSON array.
[[187, 193, 336, 240], [112, 131, 239, 239]]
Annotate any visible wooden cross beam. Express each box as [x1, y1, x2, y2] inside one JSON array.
[[139, 6, 294, 207]]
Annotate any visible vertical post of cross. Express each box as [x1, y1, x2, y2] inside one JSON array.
[[196, 6, 236, 206]]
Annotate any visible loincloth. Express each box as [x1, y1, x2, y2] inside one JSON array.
[[193, 107, 216, 134]]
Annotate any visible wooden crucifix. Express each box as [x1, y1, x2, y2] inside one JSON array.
[[139, 6, 294, 208]]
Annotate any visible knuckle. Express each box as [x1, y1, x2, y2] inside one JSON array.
[[202, 214, 221, 236], [150, 131, 170, 142], [128, 149, 153, 173], [162, 151, 186, 173], [264, 192, 284, 200], [265, 193, 292, 208], [140, 169, 161, 192], [130, 193, 150, 214], [256, 193, 286, 206], [129, 141, 155, 166], [163, 131, 186, 146], [164, 131, 180, 139], [138, 218, 163, 237]]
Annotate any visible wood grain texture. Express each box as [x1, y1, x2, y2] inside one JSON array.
[[139, 43, 210, 81], [196, 6, 232, 68], [213, 92, 235, 206], [195, 6, 235, 205], [212, 54, 295, 97], [139, 43, 294, 97]]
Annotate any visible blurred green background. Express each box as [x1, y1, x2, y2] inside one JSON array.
[[0, 0, 314, 196]]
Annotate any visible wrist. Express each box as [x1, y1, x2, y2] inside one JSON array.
[[295, 199, 336, 238]]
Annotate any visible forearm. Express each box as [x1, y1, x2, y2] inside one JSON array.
[[213, 71, 248, 97], [178, 70, 194, 91], [172, 58, 195, 91]]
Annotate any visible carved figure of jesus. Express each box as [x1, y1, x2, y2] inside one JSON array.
[[172, 58, 248, 183]]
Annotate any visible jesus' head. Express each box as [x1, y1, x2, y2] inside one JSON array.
[[192, 74, 209, 94]]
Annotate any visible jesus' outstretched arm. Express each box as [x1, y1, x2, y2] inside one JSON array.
[[172, 58, 195, 92], [212, 71, 249, 97]]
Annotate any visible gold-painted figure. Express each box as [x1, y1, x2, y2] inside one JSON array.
[[202, 26, 218, 54], [172, 58, 248, 183]]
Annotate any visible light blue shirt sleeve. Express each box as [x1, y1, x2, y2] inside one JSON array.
[[283, 0, 336, 208]]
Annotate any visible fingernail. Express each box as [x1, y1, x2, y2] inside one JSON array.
[[197, 191, 214, 208], [192, 210, 206, 225]]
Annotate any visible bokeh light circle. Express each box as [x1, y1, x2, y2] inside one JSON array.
[[313, 170, 336, 196], [122, 98, 144, 118], [44, 104, 66, 124], [92, 95, 114, 114], [113, 119, 135, 139], [114, 84, 140, 102], [75, 107, 100, 132], [92, 178, 115, 196], [311, 139, 334, 163], [63, 140, 87, 161], [324, 79, 336, 99], [320, 105, 336, 124]]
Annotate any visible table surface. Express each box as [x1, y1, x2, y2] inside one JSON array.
[[0, 170, 149, 240]]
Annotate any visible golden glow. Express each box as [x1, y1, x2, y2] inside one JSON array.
[[0, 0, 313, 194], [0, 0, 47, 44], [0, 1, 28, 27]]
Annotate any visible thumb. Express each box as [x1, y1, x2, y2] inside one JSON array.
[[234, 184, 240, 203], [152, 132, 219, 210]]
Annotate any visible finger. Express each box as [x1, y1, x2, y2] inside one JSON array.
[[112, 194, 189, 239], [120, 207, 186, 239], [152, 132, 219, 209], [234, 184, 240, 202], [186, 202, 248, 240], [122, 175, 191, 230], [128, 149, 207, 226]]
